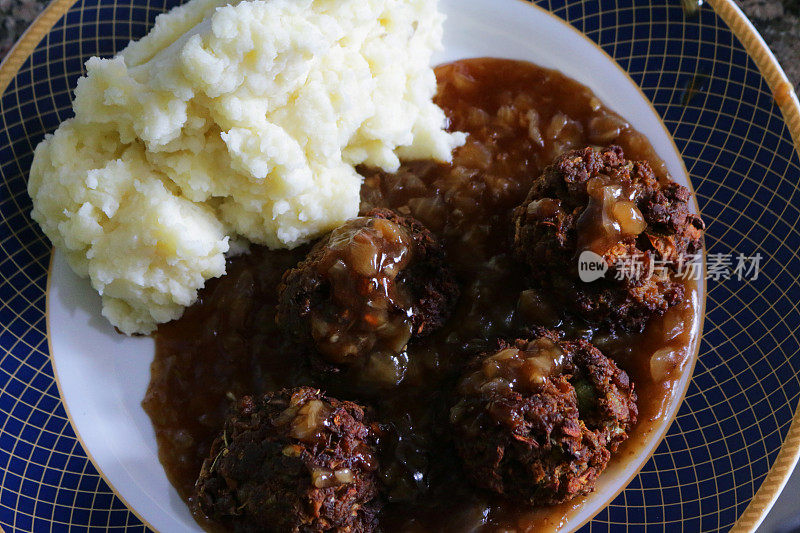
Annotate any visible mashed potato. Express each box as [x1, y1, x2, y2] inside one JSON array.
[[28, 0, 465, 335]]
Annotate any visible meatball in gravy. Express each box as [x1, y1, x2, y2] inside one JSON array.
[[277, 208, 458, 366], [193, 387, 382, 532], [450, 332, 637, 504], [514, 146, 704, 331]]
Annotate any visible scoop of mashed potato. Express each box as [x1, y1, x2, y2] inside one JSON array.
[[28, 0, 465, 335]]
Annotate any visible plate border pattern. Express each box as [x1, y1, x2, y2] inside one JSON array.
[[700, 2, 800, 529]]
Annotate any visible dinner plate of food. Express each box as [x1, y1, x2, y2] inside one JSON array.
[[0, 0, 798, 531]]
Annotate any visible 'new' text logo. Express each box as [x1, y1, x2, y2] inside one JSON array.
[[578, 250, 607, 282]]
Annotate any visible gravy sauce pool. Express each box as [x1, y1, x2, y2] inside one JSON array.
[[144, 58, 701, 532]]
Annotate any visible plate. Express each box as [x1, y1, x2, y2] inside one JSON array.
[[46, 0, 705, 530], [1, 0, 799, 531]]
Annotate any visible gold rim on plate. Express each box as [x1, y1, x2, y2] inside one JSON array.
[[1, 0, 799, 531]]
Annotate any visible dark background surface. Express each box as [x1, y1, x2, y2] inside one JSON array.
[[0, 0, 797, 531]]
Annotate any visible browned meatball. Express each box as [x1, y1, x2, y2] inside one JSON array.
[[449, 333, 637, 505], [513, 145, 704, 331], [277, 208, 459, 366], [193, 387, 382, 533]]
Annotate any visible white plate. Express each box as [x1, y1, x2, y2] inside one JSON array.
[[48, 0, 702, 530]]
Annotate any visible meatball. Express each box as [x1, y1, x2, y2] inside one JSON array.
[[277, 208, 459, 366], [513, 145, 704, 331], [193, 387, 382, 532], [449, 333, 637, 505]]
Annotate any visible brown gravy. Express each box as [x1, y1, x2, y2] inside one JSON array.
[[143, 58, 700, 532]]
